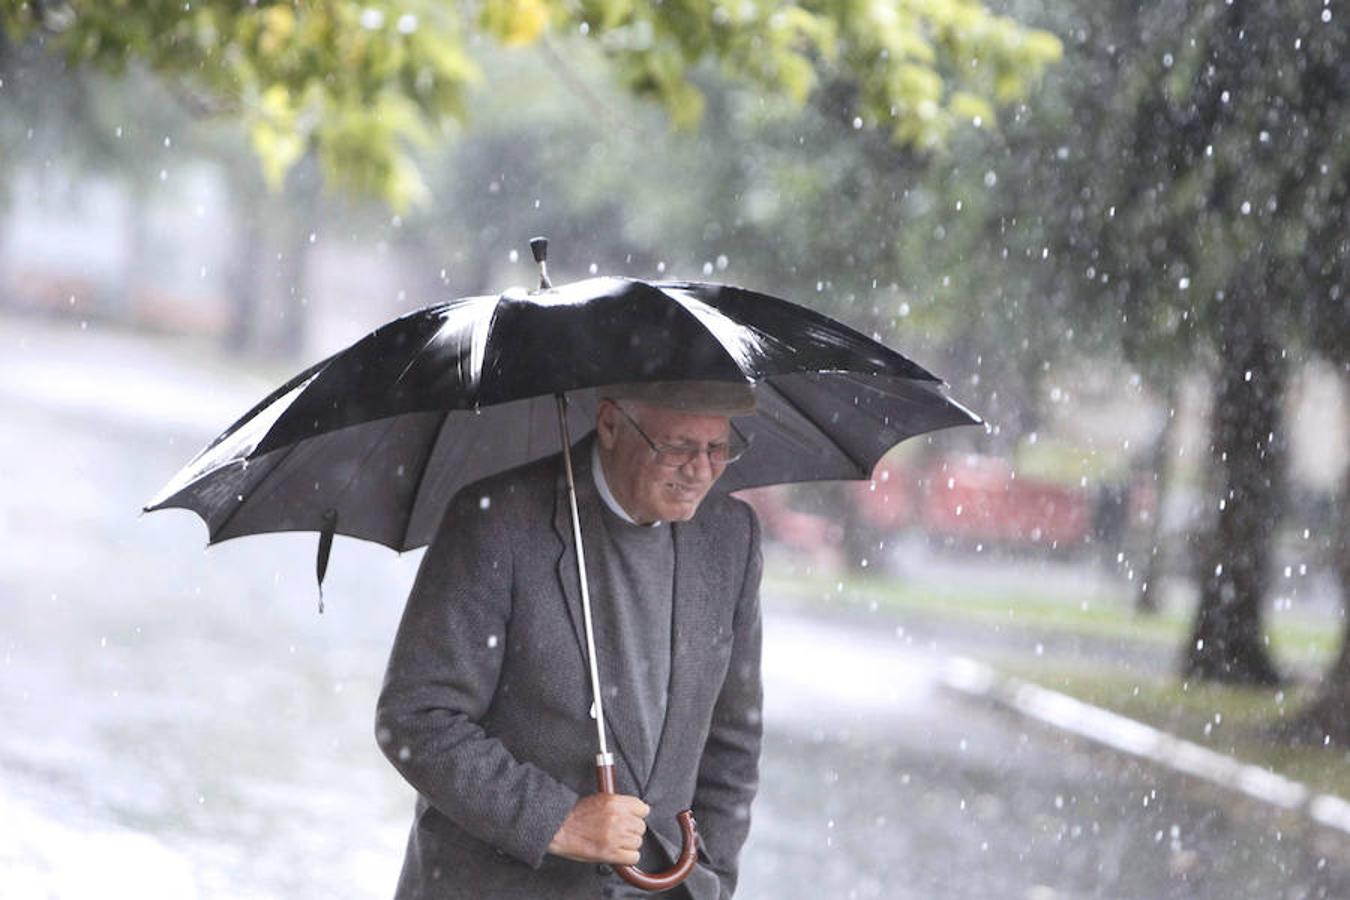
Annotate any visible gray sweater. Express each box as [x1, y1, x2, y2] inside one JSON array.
[[594, 505, 674, 783]]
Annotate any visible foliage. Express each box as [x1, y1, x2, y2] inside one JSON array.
[[1018, 1, 1350, 367], [3, 1, 476, 209], [2, 0, 1060, 210]]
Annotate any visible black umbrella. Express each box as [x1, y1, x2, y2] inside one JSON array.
[[146, 247, 978, 557], [145, 238, 980, 890]]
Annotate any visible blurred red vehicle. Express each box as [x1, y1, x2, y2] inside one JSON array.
[[748, 451, 1144, 565], [856, 453, 1095, 548]]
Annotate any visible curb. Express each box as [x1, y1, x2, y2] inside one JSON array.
[[936, 655, 1350, 838]]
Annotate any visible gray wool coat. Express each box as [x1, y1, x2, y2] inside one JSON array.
[[375, 438, 764, 899]]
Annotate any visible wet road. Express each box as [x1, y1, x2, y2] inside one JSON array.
[[2, 317, 1348, 899]]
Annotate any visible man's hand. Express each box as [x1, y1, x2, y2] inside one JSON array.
[[548, 793, 650, 864]]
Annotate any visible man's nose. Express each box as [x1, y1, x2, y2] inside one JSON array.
[[681, 449, 717, 480]]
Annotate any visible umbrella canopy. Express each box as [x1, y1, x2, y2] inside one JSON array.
[[145, 276, 979, 550]]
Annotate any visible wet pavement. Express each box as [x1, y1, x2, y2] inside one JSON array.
[[3, 315, 1349, 899]]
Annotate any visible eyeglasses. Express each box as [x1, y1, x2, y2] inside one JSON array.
[[613, 405, 750, 468]]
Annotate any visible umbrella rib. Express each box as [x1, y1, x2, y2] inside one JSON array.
[[213, 417, 407, 545], [394, 323, 451, 386], [398, 406, 454, 550], [325, 416, 410, 531], [394, 297, 492, 390], [655, 288, 756, 379], [208, 439, 306, 544], [663, 288, 789, 372], [760, 376, 872, 478]]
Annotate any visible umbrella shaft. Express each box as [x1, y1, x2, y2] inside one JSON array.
[[555, 394, 611, 760]]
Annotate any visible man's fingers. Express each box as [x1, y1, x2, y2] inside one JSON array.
[[608, 796, 647, 863], [548, 793, 656, 865], [614, 796, 650, 818]]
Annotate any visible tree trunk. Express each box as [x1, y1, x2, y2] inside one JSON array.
[[1136, 380, 1179, 615], [119, 176, 152, 324], [0, 206, 10, 310], [1181, 297, 1286, 685], [225, 190, 265, 355], [274, 225, 310, 358], [272, 156, 320, 358]]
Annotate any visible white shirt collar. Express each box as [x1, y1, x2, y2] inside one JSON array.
[[592, 440, 663, 527]]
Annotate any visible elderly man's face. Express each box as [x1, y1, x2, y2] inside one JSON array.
[[596, 400, 732, 524]]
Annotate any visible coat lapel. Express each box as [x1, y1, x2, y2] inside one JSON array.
[[552, 438, 646, 790], [642, 514, 712, 795], [552, 444, 589, 666]]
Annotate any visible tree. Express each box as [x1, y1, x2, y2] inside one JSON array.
[[3, 0, 1060, 212], [1014, 0, 1347, 685]]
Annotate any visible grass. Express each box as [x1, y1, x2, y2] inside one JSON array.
[[768, 567, 1341, 667], [1012, 436, 1129, 485], [996, 662, 1350, 802]]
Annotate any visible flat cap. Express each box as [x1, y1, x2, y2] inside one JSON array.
[[601, 380, 757, 416]]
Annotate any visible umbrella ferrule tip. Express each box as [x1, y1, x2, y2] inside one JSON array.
[[529, 237, 552, 289]]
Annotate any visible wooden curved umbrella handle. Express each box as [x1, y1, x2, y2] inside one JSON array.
[[596, 762, 699, 892]]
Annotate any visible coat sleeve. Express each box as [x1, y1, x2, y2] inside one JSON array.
[[374, 488, 579, 868], [690, 502, 764, 898]]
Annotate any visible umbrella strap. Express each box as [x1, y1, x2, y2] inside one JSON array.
[[555, 394, 611, 760], [315, 508, 338, 614]]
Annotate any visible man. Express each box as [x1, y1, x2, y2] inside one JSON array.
[[376, 380, 764, 899]]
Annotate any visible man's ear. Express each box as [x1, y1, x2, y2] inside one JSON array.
[[595, 400, 620, 450]]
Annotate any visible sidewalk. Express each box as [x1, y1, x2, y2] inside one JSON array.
[[0, 313, 277, 441], [0, 781, 199, 900], [938, 656, 1350, 840]]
